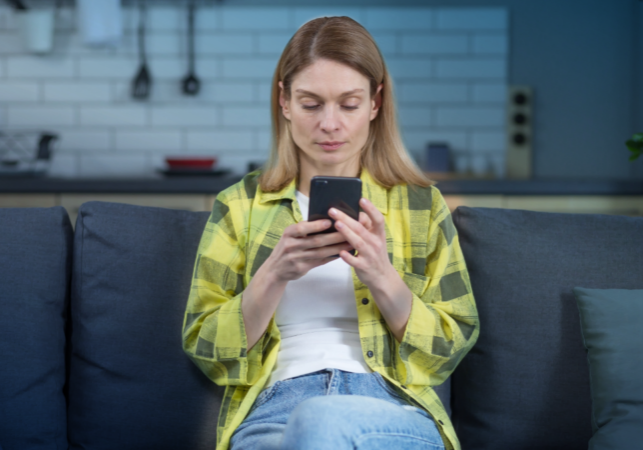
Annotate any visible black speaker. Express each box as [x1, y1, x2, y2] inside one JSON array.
[[506, 86, 533, 179]]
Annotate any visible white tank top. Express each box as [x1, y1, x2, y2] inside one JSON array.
[[264, 190, 372, 387]]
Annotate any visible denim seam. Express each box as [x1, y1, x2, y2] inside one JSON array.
[[326, 368, 339, 395], [353, 432, 445, 449], [252, 380, 281, 410], [374, 372, 407, 402]]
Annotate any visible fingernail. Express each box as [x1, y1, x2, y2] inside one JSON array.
[[329, 208, 337, 216], [336, 221, 343, 229], [324, 220, 331, 227]]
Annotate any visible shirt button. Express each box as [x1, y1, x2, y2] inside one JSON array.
[[367, 351, 374, 358], [361, 298, 369, 305]]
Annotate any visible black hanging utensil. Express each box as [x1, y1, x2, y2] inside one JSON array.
[[182, 0, 200, 96], [131, 0, 151, 100], [36, 133, 58, 160], [8, 0, 28, 10]]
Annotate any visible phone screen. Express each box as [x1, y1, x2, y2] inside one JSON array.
[[307, 176, 362, 251]]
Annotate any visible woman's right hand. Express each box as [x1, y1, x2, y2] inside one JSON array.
[[265, 219, 354, 282], [241, 218, 352, 351]]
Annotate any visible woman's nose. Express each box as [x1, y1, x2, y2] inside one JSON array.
[[320, 106, 340, 132]]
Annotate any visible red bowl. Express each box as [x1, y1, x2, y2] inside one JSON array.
[[165, 157, 217, 169]]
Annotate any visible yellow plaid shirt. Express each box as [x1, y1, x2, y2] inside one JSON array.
[[182, 167, 479, 450]]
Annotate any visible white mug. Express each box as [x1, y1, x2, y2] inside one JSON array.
[[17, 9, 56, 54]]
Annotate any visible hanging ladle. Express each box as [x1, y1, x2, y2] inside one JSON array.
[[182, 0, 200, 96], [131, 0, 151, 100]]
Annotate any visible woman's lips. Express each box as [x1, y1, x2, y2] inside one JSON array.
[[317, 142, 345, 151]]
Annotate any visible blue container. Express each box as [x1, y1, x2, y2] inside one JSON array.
[[424, 142, 451, 172]]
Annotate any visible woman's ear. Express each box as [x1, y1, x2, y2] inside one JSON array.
[[370, 83, 383, 121], [278, 81, 291, 120]]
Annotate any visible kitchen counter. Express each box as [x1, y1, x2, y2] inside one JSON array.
[[0, 175, 642, 195]]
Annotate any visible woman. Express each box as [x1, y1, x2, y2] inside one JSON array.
[[182, 16, 479, 450]]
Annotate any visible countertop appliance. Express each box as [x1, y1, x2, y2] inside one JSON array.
[[0, 130, 58, 177]]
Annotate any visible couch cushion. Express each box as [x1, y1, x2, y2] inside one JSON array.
[[68, 202, 223, 450], [0, 207, 72, 450], [450, 207, 643, 450], [573, 287, 643, 450]]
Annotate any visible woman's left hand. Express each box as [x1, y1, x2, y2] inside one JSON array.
[[329, 197, 395, 290], [330, 197, 413, 343]]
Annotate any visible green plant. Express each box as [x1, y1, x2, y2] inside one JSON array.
[[626, 133, 643, 161]]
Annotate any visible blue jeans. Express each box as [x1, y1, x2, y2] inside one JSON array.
[[230, 368, 445, 450]]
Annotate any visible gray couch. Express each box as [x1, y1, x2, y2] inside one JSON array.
[[1, 200, 641, 450]]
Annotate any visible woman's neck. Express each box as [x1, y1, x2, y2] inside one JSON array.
[[297, 160, 361, 197]]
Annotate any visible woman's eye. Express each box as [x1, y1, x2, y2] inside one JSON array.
[[301, 104, 358, 110]]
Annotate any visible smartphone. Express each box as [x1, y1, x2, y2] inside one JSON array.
[[308, 176, 362, 256]]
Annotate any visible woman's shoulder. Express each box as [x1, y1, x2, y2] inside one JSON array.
[[215, 170, 262, 204], [390, 182, 446, 213]]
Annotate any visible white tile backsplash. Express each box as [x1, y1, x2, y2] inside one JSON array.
[[48, 152, 79, 178], [473, 35, 509, 54], [471, 131, 506, 152], [146, 7, 184, 32], [0, 33, 21, 54], [0, 81, 39, 102], [222, 106, 270, 127], [293, 8, 363, 28], [435, 58, 507, 79], [397, 82, 468, 103], [7, 56, 75, 78], [472, 82, 507, 103], [257, 82, 273, 103], [364, 8, 433, 31], [151, 107, 218, 127], [78, 58, 136, 78], [79, 154, 149, 177], [400, 35, 469, 55], [221, 8, 291, 31], [187, 130, 253, 152], [44, 82, 111, 102], [398, 106, 433, 128], [211, 82, 255, 103], [0, 5, 507, 177], [386, 58, 433, 79], [436, 8, 508, 31], [222, 58, 278, 79], [199, 33, 254, 55], [256, 130, 272, 152], [80, 106, 147, 126], [115, 130, 182, 152], [256, 33, 295, 55], [59, 130, 112, 151], [436, 106, 505, 127], [369, 33, 397, 55], [8, 106, 76, 126]]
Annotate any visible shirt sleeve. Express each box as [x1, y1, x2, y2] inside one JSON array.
[[392, 186, 480, 387], [182, 191, 270, 386]]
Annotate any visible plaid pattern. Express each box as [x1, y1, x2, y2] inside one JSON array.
[[182, 168, 479, 450]]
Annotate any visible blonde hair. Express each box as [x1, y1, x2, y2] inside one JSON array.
[[258, 16, 435, 192]]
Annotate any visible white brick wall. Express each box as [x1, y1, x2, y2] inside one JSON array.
[[0, 5, 507, 178]]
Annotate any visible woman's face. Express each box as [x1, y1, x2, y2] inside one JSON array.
[[279, 59, 383, 177]]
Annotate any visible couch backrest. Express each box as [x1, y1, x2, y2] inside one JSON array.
[[67, 201, 223, 450], [450, 206, 643, 450], [0, 207, 72, 450]]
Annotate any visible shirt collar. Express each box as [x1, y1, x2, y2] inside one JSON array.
[[258, 167, 388, 215]]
